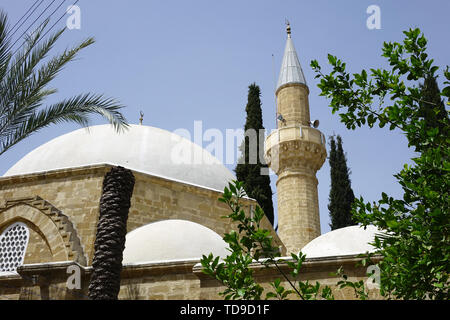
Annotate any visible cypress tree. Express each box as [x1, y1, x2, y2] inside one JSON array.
[[418, 74, 449, 138], [235, 83, 274, 226], [328, 135, 356, 230]]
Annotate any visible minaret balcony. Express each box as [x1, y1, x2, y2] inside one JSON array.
[[264, 125, 327, 174]]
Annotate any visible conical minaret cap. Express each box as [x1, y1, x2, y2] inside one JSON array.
[[276, 25, 307, 91]]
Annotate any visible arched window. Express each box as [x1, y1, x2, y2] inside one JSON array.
[[0, 222, 29, 274]]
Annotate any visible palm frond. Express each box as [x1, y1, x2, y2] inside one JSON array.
[[0, 93, 128, 155], [0, 21, 64, 124], [0, 11, 11, 82], [0, 34, 94, 136], [0, 9, 128, 156]]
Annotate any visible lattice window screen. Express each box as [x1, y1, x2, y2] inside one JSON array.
[[0, 222, 29, 274]]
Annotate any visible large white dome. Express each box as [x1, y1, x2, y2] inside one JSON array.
[[4, 124, 235, 191], [301, 225, 379, 258], [122, 219, 229, 263]]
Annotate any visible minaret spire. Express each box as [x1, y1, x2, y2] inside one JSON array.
[[276, 22, 307, 94]]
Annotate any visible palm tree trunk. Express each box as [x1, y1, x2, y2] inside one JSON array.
[[88, 166, 135, 300]]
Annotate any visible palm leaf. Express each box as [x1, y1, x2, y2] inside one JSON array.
[[0, 9, 128, 156], [0, 11, 11, 82], [0, 93, 127, 155]]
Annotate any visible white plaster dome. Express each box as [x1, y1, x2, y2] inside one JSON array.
[[4, 124, 235, 191], [122, 220, 229, 263], [301, 225, 379, 258]]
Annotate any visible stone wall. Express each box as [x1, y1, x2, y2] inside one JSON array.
[[0, 167, 107, 265], [0, 164, 284, 299], [276, 83, 310, 127], [0, 256, 382, 300], [118, 260, 201, 300], [194, 255, 383, 300], [2, 164, 377, 301], [0, 164, 281, 267], [276, 169, 321, 253]]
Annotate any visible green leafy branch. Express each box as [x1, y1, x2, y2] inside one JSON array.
[[201, 181, 334, 300], [310, 27, 449, 300]]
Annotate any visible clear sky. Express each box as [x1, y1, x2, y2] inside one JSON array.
[[1, 0, 449, 234]]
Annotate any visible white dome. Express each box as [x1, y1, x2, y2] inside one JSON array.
[[301, 225, 379, 258], [4, 124, 235, 191], [122, 219, 229, 263]]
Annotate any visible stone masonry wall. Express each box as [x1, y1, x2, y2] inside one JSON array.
[[276, 83, 310, 127], [0, 164, 283, 300], [0, 167, 108, 266], [276, 169, 321, 254], [0, 256, 382, 300]]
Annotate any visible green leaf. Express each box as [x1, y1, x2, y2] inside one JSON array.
[[328, 54, 337, 65], [265, 292, 277, 299], [442, 86, 450, 97], [386, 220, 398, 229]]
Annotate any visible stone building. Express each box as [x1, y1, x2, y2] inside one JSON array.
[[0, 25, 381, 300]]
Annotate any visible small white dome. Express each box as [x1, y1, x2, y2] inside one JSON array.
[[301, 225, 379, 258], [4, 124, 235, 191], [122, 220, 229, 264]]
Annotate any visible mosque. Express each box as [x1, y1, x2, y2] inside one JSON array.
[[0, 25, 381, 300]]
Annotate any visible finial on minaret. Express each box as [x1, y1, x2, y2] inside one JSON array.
[[139, 111, 144, 125], [285, 19, 291, 38]]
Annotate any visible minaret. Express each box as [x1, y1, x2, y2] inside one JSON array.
[[265, 23, 327, 254]]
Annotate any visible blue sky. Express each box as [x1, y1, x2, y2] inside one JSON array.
[[1, 0, 449, 234]]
